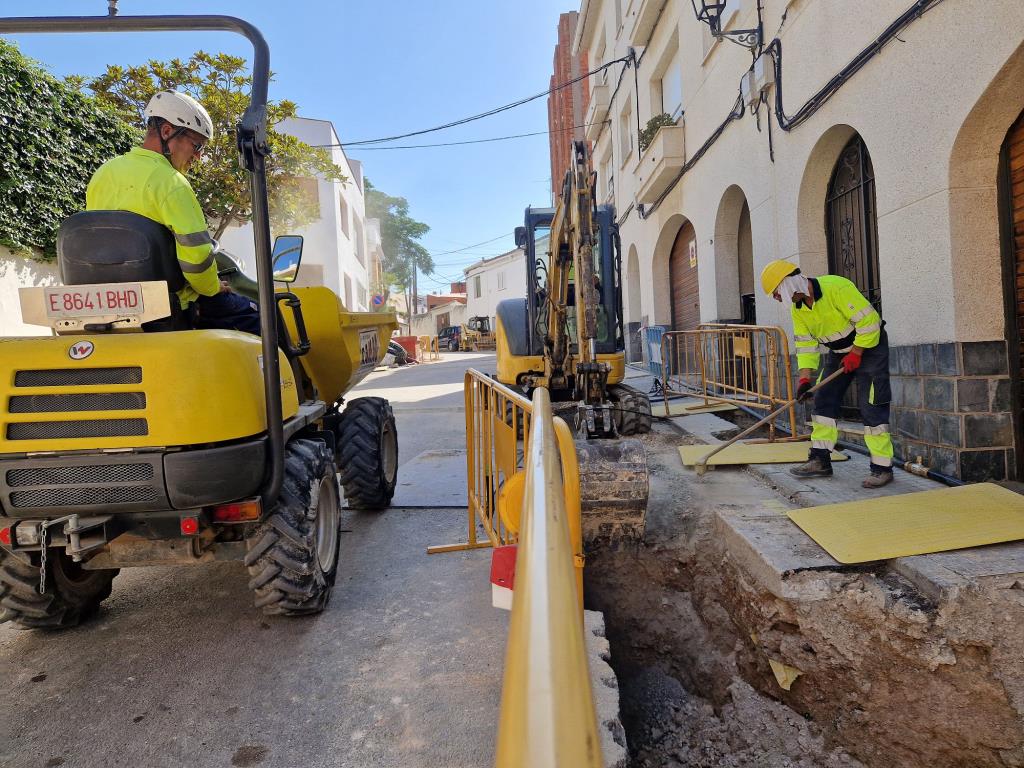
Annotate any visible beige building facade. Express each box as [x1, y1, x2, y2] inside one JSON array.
[[574, 0, 1024, 481]]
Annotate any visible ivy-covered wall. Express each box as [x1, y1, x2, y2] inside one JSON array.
[[0, 40, 136, 261]]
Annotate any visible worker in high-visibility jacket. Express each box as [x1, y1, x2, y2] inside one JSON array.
[[86, 91, 259, 334], [761, 259, 894, 489]]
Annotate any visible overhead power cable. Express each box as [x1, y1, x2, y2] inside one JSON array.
[[325, 121, 605, 151], [426, 232, 513, 258], [339, 56, 630, 146]]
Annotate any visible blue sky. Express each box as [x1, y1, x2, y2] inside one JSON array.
[[3, 0, 567, 293]]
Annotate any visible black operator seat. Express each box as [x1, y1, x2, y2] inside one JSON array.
[[57, 210, 190, 332]]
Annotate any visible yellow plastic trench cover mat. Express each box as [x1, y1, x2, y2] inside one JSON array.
[[787, 483, 1024, 564], [664, 400, 739, 416], [678, 441, 848, 466]]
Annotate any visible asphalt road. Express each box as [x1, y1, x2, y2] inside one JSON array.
[[0, 352, 505, 768]]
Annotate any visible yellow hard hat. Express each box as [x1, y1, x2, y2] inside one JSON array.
[[760, 259, 799, 295]]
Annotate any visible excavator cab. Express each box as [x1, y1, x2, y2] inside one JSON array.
[[516, 205, 624, 358]]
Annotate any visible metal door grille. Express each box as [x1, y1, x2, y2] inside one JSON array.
[[826, 135, 881, 312]]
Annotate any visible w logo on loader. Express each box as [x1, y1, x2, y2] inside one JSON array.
[[68, 341, 95, 360]]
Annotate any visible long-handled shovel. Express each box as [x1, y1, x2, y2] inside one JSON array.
[[694, 368, 846, 477]]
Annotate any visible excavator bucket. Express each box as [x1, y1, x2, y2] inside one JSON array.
[[576, 437, 648, 548]]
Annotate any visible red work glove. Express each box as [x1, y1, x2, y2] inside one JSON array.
[[841, 350, 862, 374], [796, 377, 813, 403]]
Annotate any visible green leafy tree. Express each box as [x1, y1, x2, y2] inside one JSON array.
[[364, 178, 433, 295], [0, 40, 136, 259], [85, 51, 345, 239]]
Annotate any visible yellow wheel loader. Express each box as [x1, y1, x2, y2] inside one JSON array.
[[0, 10, 398, 628], [459, 316, 495, 351], [495, 141, 650, 533]]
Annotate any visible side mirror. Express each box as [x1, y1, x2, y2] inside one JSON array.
[[272, 235, 304, 282], [514, 226, 527, 249]]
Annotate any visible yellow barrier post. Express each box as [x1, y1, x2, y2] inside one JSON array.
[[494, 387, 602, 768]]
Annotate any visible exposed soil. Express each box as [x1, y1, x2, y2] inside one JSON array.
[[585, 425, 1024, 768]]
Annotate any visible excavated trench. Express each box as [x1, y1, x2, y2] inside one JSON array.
[[584, 427, 1024, 768]]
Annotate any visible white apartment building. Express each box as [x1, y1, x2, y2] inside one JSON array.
[[220, 116, 371, 311], [574, 0, 1024, 482], [464, 246, 529, 332]]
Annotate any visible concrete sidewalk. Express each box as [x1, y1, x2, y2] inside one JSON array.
[[657, 386, 1024, 607]]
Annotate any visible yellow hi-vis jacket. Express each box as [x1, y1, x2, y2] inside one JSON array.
[[86, 147, 219, 307], [792, 275, 882, 371]]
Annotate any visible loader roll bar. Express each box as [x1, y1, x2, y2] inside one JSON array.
[[0, 13, 285, 508]]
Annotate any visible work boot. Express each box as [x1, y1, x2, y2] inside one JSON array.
[[789, 457, 833, 478], [862, 470, 894, 489]]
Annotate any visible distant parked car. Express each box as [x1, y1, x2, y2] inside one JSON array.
[[438, 325, 462, 352]]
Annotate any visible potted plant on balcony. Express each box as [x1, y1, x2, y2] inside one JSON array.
[[639, 112, 677, 153]]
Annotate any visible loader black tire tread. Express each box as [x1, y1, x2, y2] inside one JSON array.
[[337, 397, 398, 510], [0, 548, 117, 630], [244, 439, 341, 616]]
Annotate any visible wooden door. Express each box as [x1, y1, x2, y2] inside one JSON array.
[[669, 222, 700, 330], [1001, 109, 1024, 478], [1006, 113, 1024, 368]]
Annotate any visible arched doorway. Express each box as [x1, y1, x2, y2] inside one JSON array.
[[669, 221, 699, 330], [826, 134, 881, 311], [738, 201, 755, 323], [999, 108, 1024, 477], [712, 185, 755, 324]]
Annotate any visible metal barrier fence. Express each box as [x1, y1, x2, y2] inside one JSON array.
[[494, 386, 602, 768], [431, 371, 597, 767], [661, 323, 801, 440], [417, 334, 440, 361], [430, 370, 583, 598]]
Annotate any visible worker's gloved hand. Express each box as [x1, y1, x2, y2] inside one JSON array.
[[796, 377, 813, 403], [841, 351, 862, 374]]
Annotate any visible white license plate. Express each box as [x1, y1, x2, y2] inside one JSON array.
[[44, 284, 145, 319]]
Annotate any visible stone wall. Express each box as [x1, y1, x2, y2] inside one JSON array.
[[891, 341, 1016, 481]]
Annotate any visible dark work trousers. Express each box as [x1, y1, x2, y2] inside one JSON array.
[[810, 330, 894, 473], [194, 291, 261, 336]]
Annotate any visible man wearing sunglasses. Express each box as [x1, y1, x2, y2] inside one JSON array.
[[86, 90, 260, 335]]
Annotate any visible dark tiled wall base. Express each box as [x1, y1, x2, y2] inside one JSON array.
[[890, 341, 1015, 482]]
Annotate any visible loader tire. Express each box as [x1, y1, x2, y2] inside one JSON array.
[[612, 387, 652, 436], [244, 439, 341, 616], [337, 397, 398, 510], [0, 548, 117, 630]]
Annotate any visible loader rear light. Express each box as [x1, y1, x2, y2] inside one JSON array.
[[0, 526, 10, 547], [211, 499, 261, 523], [180, 516, 200, 536]]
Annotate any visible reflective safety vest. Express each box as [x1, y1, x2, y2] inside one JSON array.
[[792, 275, 881, 371], [86, 147, 218, 307]]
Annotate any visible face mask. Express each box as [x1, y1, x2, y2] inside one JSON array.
[[778, 274, 810, 304]]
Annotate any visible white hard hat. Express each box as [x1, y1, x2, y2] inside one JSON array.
[[144, 90, 214, 140]]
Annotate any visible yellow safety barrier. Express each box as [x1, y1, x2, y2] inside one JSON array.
[[661, 323, 802, 441], [429, 372, 595, 767], [418, 334, 440, 361], [429, 370, 582, 602], [494, 386, 601, 768]]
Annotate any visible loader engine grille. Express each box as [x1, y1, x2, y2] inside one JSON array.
[[8, 392, 147, 413], [14, 367, 143, 387], [6, 463, 154, 488], [6, 418, 149, 440], [9, 485, 159, 509], [0, 457, 170, 514]]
